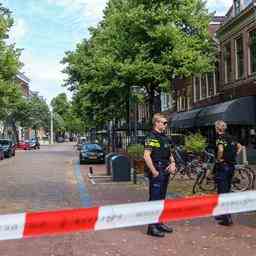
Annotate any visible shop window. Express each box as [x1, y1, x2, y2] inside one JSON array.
[[249, 30, 256, 74], [235, 36, 244, 79]]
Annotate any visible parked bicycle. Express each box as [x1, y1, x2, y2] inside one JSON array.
[[192, 151, 254, 194], [170, 146, 202, 180]]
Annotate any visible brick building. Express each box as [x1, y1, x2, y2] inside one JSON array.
[[171, 0, 256, 147]]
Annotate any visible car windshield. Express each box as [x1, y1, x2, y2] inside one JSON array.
[[83, 144, 102, 151], [0, 140, 10, 145]]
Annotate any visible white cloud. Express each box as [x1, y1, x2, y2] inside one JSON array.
[[8, 18, 28, 44], [20, 50, 68, 104], [48, 0, 107, 26]]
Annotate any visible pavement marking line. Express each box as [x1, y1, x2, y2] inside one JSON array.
[[1, 191, 256, 240], [74, 160, 92, 207]]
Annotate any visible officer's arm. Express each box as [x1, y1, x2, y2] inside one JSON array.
[[144, 149, 159, 177], [236, 142, 243, 155], [217, 144, 224, 162]]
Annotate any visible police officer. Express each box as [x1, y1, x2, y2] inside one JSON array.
[[144, 113, 176, 237], [214, 120, 242, 226]]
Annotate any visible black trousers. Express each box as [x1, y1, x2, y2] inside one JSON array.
[[148, 162, 170, 227], [215, 162, 235, 221]]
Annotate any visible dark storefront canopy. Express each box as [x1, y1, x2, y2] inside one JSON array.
[[170, 108, 202, 128], [197, 96, 256, 126], [171, 96, 256, 128]]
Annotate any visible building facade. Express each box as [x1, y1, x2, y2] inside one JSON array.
[[171, 1, 256, 145]]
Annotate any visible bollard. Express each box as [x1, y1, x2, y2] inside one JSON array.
[[132, 168, 137, 184], [89, 166, 93, 175], [242, 146, 248, 165]]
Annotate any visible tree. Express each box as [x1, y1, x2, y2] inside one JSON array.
[[0, 3, 23, 141], [21, 94, 50, 135], [51, 93, 86, 137], [62, 0, 215, 125]]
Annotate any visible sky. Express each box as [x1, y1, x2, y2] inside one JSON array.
[[1, 0, 233, 104]]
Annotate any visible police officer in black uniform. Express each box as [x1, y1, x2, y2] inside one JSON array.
[[214, 120, 242, 226], [144, 113, 176, 237]]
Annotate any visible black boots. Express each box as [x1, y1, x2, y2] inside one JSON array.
[[147, 225, 165, 237], [215, 215, 233, 226], [147, 224, 173, 237], [157, 223, 173, 233]]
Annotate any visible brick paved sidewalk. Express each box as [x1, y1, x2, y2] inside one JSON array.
[[78, 163, 256, 256]]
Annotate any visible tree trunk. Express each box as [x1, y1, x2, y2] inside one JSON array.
[[148, 89, 155, 122], [11, 119, 19, 143]]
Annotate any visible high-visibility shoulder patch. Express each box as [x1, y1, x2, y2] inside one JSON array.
[[145, 138, 160, 148]]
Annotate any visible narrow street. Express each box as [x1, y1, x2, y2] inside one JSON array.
[[0, 144, 256, 256]]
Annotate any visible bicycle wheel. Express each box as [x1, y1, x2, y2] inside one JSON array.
[[231, 167, 252, 192], [192, 170, 204, 194], [186, 160, 201, 180], [198, 168, 216, 192]]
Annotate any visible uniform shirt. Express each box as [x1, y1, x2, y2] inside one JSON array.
[[215, 133, 238, 164], [144, 129, 172, 164]]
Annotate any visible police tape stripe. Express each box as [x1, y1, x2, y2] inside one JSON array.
[[0, 191, 256, 240], [0, 213, 25, 240]]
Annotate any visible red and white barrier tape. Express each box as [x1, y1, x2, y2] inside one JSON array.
[[1, 191, 256, 241]]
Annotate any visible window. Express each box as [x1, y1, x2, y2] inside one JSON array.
[[224, 42, 232, 83], [249, 30, 256, 74], [201, 75, 207, 99], [195, 76, 200, 102], [235, 36, 244, 79], [208, 72, 215, 97]]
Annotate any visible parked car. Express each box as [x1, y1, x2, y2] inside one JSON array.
[[27, 139, 40, 149], [80, 143, 105, 164], [56, 137, 64, 143], [17, 140, 30, 150], [0, 146, 4, 160], [0, 139, 16, 157]]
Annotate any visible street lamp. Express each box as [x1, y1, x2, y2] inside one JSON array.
[[130, 86, 141, 144], [50, 108, 54, 145]]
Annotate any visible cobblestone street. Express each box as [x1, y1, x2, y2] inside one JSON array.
[[0, 144, 256, 256]]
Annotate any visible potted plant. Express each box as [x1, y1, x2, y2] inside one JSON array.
[[184, 133, 207, 159], [127, 144, 145, 174]]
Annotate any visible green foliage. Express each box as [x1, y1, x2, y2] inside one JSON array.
[[51, 93, 86, 135], [184, 133, 207, 153], [127, 144, 144, 159], [22, 94, 50, 131], [0, 4, 22, 81], [62, 0, 216, 126]]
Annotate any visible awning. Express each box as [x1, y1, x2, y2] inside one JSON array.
[[196, 96, 256, 126], [170, 108, 202, 128]]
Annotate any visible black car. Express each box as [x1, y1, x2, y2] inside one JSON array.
[[0, 139, 16, 158], [80, 143, 105, 164]]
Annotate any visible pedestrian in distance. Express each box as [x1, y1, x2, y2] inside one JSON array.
[[214, 120, 243, 226], [144, 113, 176, 237]]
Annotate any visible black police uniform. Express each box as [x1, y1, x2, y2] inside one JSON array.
[[214, 133, 238, 225], [145, 129, 172, 201]]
